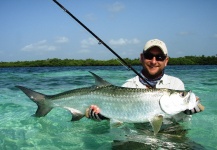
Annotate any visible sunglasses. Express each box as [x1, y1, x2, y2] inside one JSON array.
[[143, 52, 167, 61]]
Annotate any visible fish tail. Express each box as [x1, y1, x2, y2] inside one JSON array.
[[16, 86, 53, 117]]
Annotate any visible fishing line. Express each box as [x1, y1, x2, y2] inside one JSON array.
[[53, 0, 153, 88]]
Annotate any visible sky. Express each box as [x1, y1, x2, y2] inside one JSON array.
[[0, 0, 217, 62]]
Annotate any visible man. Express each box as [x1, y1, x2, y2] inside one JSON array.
[[86, 39, 204, 125]]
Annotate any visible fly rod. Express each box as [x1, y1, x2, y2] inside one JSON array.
[[53, 0, 153, 88]]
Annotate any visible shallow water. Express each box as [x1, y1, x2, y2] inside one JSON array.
[[0, 65, 216, 149]]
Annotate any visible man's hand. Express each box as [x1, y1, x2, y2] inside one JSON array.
[[183, 97, 205, 115], [85, 105, 108, 121]]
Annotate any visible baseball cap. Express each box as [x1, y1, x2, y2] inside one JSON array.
[[143, 39, 168, 55]]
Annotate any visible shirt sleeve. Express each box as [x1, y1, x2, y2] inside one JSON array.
[[171, 77, 185, 90]]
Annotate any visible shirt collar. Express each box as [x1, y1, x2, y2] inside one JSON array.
[[139, 70, 165, 88]]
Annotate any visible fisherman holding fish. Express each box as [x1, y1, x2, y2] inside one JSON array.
[[16, 38, 205, 135], [86, 39, 204, 127]]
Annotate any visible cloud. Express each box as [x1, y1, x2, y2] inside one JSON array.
[[55, 36, 69, 43], [108, 2, 125, 13], [21, 40, 57, 52], [80, 37, 98, 48], [109, 38, 140, 46], [21, 36, 70, 53]]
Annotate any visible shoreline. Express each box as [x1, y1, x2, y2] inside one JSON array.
[[0, 55, 217, 67]]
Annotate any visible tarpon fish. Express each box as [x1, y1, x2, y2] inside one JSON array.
[[16, 72, 197, 135]]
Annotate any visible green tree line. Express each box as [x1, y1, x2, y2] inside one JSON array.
[[0, 55, 217, 67]]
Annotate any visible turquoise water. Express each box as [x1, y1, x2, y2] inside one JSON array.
[[0, 65, 216, 149]]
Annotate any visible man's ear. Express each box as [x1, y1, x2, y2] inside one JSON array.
[[165, 57, 169, 67]]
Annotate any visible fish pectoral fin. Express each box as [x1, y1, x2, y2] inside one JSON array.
[[64, 107, 84, 121], [71, 112, 84, 121], [150, 115, 163, 135]]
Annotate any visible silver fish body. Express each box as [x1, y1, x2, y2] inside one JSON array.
[[16, 72, 197, 134]]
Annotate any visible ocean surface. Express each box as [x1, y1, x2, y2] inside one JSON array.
[[0, 65, 216, 150]]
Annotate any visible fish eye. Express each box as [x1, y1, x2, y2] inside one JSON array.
[[179, 92, 186, 97]]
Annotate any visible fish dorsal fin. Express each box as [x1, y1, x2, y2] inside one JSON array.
[[89, 71, 111, 86], [150, 115, 163, 135]]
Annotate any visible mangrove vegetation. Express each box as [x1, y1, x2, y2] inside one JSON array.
[[0, 55, 217, 67]]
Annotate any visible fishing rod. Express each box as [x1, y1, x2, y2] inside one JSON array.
[[53, 0, 153, 88]]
